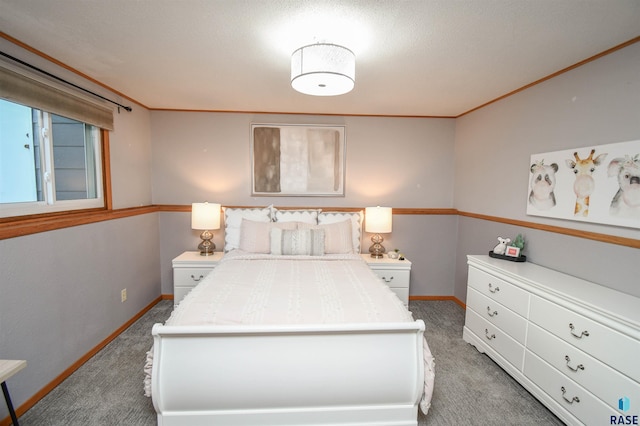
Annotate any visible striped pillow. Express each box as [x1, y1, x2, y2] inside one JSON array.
[[270, 228, 325, 256]]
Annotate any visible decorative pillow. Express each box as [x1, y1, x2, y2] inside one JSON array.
[[223, 206, 272, 252], [317, 210, 364, 253], [299, 220, 354, 254], [270, 228, 325, 256], [239, 219, 297, 253], [273, 208, 321, 224]]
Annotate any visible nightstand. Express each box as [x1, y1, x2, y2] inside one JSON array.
[[172, 251, 224, 305], [360, 254, 411, 306]]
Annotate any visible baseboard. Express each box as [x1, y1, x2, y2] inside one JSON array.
[[410, 295, 466, 309], [0, 296, 163, 426]]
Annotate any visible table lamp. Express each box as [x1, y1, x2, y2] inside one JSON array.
[[365, 206, 392, 258], [191, 202, 221, 256]]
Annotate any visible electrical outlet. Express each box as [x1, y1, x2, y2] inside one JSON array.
[[121, 288, 127, 302]]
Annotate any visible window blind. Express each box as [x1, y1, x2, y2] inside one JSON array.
[[0, 66, 114, 130]]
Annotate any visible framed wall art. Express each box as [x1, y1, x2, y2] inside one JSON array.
[[526, 139, 640, 229], [251, 124, 346, 197]]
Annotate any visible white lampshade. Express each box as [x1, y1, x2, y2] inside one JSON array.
[[191, 202, 221, 230], [365, 206, 392, 233], [291, 43, 355, 96]]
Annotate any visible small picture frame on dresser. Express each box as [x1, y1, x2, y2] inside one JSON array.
[[505, 246, 520, 258]]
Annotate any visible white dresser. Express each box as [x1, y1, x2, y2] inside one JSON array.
[[172, 251, 224, 305], [360, 254, 411, 306], [463, 255, 640, 426]]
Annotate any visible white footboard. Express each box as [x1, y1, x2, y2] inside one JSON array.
[[152, 320, 425, 426]]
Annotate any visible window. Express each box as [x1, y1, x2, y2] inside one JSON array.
[[0, 98, 104, 217]]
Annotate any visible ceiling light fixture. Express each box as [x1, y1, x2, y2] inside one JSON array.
[[291, 43, 355, 96]]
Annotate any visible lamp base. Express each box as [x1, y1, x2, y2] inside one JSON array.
[[198, 230, 216, 256], [369, 233, 386, 258]]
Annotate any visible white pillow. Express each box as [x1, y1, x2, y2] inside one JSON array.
[[239, 219, 297, 253], [273, 208, 321, 224], [223, 206, 272, 252], [317, 211, 364, 253], [299, 220, 354, 254], [270, 228, 325, 256]]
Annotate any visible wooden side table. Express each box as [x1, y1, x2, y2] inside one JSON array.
[[0, 360, 26, 426]]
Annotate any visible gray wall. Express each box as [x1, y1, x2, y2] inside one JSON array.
[[454, 42, 640, 301], [0, 215, 160, 414], [0, 38, 159, 420], [151, 113, 459, 296]]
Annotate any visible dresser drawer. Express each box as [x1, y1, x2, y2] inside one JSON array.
[[467, 267, 529, 317], [371, 269, 410, 289], [524, 350, 618, 424], [529, 295, 640, 382], [174, 267, 214, 286], [527, 323, 640, 410], [467, 287, 528, 344], [465, 308, 525, 369]]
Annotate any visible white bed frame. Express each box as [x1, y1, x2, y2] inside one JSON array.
[[152, 320, 426, 426]]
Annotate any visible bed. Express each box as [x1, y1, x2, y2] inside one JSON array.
[[145, 207, 435, 426]]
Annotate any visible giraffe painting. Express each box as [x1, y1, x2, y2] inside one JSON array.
[[565, 149, 608, 217]]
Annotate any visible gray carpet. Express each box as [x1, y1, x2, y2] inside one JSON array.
[[18, 300, 563, 425]]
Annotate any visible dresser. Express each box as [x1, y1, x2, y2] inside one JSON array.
[[172, 251, 224, 305], [463, 255, 640, 426], [360, 254, 411, 306]]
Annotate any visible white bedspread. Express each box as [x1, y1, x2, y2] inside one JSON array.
[[144, 251, 435, 413]]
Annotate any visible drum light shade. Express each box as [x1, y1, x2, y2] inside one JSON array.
[[291, 43, 355, 96]]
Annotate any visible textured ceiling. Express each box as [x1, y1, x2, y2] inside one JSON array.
[[1, 0, 639, 117]]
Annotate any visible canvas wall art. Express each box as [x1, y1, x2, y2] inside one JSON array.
[[527, 139, 640, 229], [251, 124, 346, 196]]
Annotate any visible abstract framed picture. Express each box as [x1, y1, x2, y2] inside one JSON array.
[[251, 124, 346, 197], [526, 139, 640, 229]]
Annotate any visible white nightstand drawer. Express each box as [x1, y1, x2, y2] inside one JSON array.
[[359, 254, 411, 306], [174, 268, 213, 286], [530, 295, 640, 382], [174, 286, 194, 305], [527, 323, 640, 409], [370, 269, 410, 288], [172, 251, 223, 305], [524, 350, 617, 424], [467, 266, 529, 317], [389, 287, 409, 305], [465, 308, 525, 369], [466, 287, 528, 344]]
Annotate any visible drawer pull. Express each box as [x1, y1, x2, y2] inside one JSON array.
[[488, 283, 500, 293], [486, 306, 498, 317], [484, 329, 496, 340], [568, 323, 589, 339], [190, 274, 204, 282], [380, 276, 394, 283], [560, 386, 580, 404], [564, 355, 585, 372]]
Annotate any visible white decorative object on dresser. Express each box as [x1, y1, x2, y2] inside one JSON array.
[[360, 253, 411, 306], [463, 255, 640, 426], [172, 251, 224, 305]]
